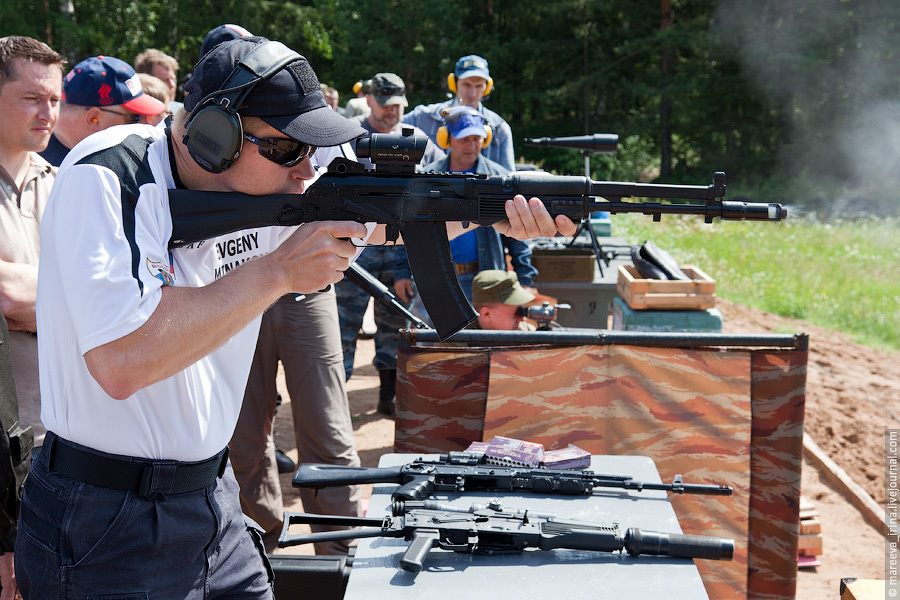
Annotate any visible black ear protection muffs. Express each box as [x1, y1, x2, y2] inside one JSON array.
[[446, 72, 494, 97], [182, 41, 301, 173]]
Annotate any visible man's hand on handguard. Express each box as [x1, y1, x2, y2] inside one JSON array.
[[274, 221, 368, 294], [493, 194, 577, 240]]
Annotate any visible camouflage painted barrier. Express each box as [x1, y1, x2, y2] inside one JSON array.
[[395, 334, 807, 600]]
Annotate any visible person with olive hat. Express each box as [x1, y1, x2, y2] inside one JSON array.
[[471, 270, 537, 331]]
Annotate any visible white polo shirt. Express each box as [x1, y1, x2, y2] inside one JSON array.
[[37, 124, 296, 461]]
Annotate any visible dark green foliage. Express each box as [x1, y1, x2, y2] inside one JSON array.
[[3, 0, 899, 213]]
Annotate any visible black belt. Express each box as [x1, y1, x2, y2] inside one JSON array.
[[47, 434, 229, 498]]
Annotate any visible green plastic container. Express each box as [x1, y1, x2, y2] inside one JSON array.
[[611, 297, 723, 332]]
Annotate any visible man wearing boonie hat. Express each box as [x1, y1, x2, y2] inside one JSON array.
[[39, 55, 166, 166], [403, 53, 515, 170], [16, 34, 575, 597], [471, 269, 537, 330]]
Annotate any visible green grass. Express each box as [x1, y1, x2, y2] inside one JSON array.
[[611, 214, 900, 351]]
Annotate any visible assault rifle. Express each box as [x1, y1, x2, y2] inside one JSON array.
[[292, 453, 732, 501], [167, 130, 787, 339], [278, 502, 735, 572]]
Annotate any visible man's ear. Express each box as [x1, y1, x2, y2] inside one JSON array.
[[85, 107, 102, 128], [478, 305, 492, 323]]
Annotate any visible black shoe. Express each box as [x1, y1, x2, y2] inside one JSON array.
[[377, 369, 397, 417], [276, 447, 296, 474], [377, 396, 395, 417]]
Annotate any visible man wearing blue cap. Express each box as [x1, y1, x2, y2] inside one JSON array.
[[394, 107, 537, 321], [15, 35, 574, 598], [403, 53, 515, 170], [39, 55, 166, 166]]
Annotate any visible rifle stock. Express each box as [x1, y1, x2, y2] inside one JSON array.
[[166, 132, 787, 339]]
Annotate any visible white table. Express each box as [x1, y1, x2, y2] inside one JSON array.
[[341, 454, 712, 600]]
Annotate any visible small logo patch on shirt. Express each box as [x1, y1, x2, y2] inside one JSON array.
[[147, 256, 175, 286]]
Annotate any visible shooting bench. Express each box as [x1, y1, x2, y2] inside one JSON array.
[[340, 454, 712, 600], [394, 330, 808, 600]]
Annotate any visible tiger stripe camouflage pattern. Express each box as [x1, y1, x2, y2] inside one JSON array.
[[395, 340, 807, 600]]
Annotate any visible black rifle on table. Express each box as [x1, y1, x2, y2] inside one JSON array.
[[167, 129, 787, 340], [291, 453, 732, 501], [278, 501, 735, 572]]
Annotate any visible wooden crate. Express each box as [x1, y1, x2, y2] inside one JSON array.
[[798, 495, 824, 558], [841, 579, 887, 600], [616, 264, 717, 310]]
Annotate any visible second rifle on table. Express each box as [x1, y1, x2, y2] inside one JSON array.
[[292, 452, 732, 502]]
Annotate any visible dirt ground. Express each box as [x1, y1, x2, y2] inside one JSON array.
[[272, 299, 893, 598]]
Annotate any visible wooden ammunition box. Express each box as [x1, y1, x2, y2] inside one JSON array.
[[616, 264, 717, 310], [532, 248, 595, 282]]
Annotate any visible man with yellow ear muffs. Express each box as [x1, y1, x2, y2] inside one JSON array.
[[394, 106, 537, 326], [343, 77, 371, 118], [403, 54, 515, 171]]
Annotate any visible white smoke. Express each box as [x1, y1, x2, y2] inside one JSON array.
[[714, 1, 900, 216]]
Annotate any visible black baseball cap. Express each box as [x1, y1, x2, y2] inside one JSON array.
[[199, 24, 253, 59], [184, 36, 365, 147]]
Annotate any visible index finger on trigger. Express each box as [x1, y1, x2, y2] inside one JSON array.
[[328, 220, 369, 240]]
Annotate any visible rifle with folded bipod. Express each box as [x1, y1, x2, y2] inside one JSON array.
[[292, 453, 732, 502]]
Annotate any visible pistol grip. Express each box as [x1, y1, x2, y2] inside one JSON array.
[[400, 529, 439, 572], [394, 477, 434, 501]]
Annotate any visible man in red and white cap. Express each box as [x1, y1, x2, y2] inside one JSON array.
[[38, 55, 166, 166]]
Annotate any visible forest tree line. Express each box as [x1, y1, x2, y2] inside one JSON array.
[[6, 0, 900, 213]]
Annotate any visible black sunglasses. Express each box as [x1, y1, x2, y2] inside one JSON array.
[[372, 85, 405, 98], [242, 132, 317, 167], [96, 107, 142, 125]]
